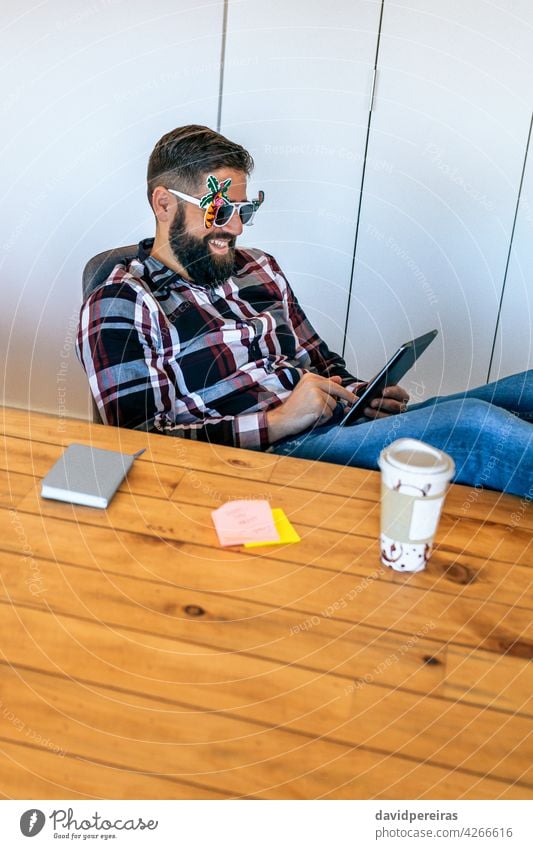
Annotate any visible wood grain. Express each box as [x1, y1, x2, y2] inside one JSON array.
[[0, 469, 38, 508], [0, 738, 231, 799], [1, 503, 531, 614], [0, 664, 529, 800], [170, 468, 532, 567], [0, 407, 276, 482], [0, 434, 182, 500], [1, 508, 531, 717], [16, 478, 533, 574], [1, 563, 531, 785], [11, 491, 532, 658], [1, 407, 531, 800], [269, 455, 533, 531], [0, 592, 533, 783]]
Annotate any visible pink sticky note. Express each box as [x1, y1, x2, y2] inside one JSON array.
[[211, 500, 280, 547]]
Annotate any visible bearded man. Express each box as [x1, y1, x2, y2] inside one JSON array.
[[77, 125, 532, 496]]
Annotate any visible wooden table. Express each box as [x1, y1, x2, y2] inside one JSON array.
[[0, 406, 531, 800]]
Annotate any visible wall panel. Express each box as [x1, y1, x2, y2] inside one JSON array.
[[221, 0, 381, 362], [0, 0, 224, 417], [489, 131, 533, 381], [345, 0, 533, 398]]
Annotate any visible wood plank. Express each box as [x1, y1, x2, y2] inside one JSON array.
[[0, 550, 447, 697], [0, 602, 446, 739], [270, 455, 533, 531], [2, 407, 531, 801], [16, 482, 533, 573], [0, 407, 277, 482], [6, 497, 533, 658], [3, 602, 531, 764], [4, 406, 529, 531], [0, 434, 183, 500], [0, 738, 230, 799], [1, 566, 532, 784], [444, 647, 533, 716], [170, 470, 533, 603], [10, 493, 532, 625], [0, 664, 529, 799], [1, 504, 531, 622], [0, 469, 37, 508], [1, 509, 531, 715], [170, 469, 532, 568]]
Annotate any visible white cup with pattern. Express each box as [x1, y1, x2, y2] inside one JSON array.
[[378, 438, 455, 572]]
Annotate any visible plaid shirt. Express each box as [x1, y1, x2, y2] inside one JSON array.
[[76, 238, 361, 450]]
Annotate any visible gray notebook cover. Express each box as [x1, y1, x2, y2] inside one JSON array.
[[41, 443, 137, 508]]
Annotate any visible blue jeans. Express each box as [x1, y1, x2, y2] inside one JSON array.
[[269, 370, 533, 498]]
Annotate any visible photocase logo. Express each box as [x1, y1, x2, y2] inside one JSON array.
[[20, 809, 46, 837]]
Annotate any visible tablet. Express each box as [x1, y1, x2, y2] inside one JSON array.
[[340, 329, 438, 426]]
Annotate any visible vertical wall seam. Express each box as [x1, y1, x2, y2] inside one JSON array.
[[486, 112, 533, 383], [216, 0, 229, 132], [342, 0, 385, 360]]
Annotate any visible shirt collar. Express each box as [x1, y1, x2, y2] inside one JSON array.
[[135, 237, 242, 294], [136, 238, 187, 294]]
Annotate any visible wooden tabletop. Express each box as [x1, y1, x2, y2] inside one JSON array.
[[0, 406, 531, 800]]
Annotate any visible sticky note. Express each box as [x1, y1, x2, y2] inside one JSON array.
[[244, 508, 301, 547], [211, 499, 280, 547]]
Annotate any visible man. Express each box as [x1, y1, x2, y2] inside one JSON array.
[[77, 125, 532, 497]]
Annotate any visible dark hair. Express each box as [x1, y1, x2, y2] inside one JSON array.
[[147, 124, 254, 207]]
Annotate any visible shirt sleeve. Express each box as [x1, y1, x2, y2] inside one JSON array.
[[267, 255, 365, 388], [76, 280, 270, 450]]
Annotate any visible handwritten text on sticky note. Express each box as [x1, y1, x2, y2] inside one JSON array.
[[211, 500, 280, 547]]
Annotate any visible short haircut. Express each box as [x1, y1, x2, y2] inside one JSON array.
[[147, 125, 254, 208]]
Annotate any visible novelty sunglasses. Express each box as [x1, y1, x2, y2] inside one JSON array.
[[166, 187, 265, 227]]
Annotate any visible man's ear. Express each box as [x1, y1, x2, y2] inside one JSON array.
[[151, 186, 176, 223]]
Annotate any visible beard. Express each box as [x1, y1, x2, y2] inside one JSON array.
[[168, 205, 236, 287]]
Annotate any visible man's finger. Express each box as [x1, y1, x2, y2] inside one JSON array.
[[326, 380, 357, 404], [366, 397, 409, 418], [371, 397, 406, 412], [321, 393, 337, 413], [382, 385, 410, 403], [364, 407, 391, 420]]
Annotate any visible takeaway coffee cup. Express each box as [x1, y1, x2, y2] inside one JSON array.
[[378, 438, 455, 572]]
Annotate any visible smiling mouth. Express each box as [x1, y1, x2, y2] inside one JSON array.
[[208, 237, 234, 255]]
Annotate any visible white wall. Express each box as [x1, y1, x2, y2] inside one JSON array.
[[221, 0, 381, 355], [1, 0, 531, 421], [1, 0, 224, 419], [344, 0, 533, 398], [489, 119, 533, 381]]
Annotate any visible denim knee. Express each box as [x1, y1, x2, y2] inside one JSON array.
[[443, 397, 517, 444], [456, 398, 494, 427]]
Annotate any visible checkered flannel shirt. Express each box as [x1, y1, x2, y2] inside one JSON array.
[[76, 238, 361, 450]]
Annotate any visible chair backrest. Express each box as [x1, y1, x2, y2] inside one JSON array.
[[82, 244, 138, 300], [82, 244, 138, 423]]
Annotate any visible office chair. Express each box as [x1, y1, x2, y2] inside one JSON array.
[[82, 244, 138, 421], [82, 244, 138, 299]]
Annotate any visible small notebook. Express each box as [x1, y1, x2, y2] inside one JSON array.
[[41, 443, 144, 509]]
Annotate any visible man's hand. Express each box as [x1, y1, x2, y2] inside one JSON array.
[[267, 374, 356, 443], [362, 384, 410, 419]]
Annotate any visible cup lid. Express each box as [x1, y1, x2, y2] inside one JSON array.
[[379, 438, 454, 475]]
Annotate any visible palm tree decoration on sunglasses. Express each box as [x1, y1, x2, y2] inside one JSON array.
[[200, 175, 232, 229]]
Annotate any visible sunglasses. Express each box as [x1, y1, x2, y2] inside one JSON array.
[[166, 187, 265, 228]]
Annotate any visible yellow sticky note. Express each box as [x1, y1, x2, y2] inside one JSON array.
[[244, 508, 300, 547]]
